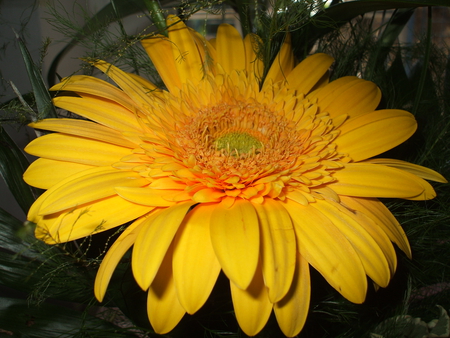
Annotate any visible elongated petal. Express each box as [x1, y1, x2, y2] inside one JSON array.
[[115, 186, 177, 207], [308, 76, 364, 113], [230, 264, 272, 336], [39, 168, 149, 215], [191, 30, 217, 74], [254, 199, 296, 303], [34, 195, 151, 244], [95, 216, 148, 302], [167, 15, 204, 85], [274, 253, 310, 337], [53, 96, 143, 132], [322, 80, 381, 119], [282, 199, 367, 303], [25, 133, 132, 166], [264, 34, 294, 86], [336, 110, 417, 161], [332, 163, 434, 199], [210, 199, 259, 290], [286, 53, 334, 95], [217, 23, 245, 73], [127, 72, 160, 93], [340, 196, 411, 257], [50, 75, 141, 111], [24, 158, 94, 190], [29, 118, 137, 148], [92, 60, 167, 119], [132, 201, 196, 290], [147, 246, 186, 334], [338, 196, 397, 274], [173, 203, 221, 314], [364, 158, 447, 183], [141, 36, 182, 92], [311, 199, 391, 287]]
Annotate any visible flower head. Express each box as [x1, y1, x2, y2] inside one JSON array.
[[24, 15, 446, 337]]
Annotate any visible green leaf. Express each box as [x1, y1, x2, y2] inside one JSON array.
[[0, 297, 140, 338], [0, 126, 38, 214], [15, 30, 57, 120]]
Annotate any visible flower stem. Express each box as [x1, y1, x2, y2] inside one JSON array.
[[143, 0, 168, 36]]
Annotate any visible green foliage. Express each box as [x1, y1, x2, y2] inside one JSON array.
[[1, 0, 450, 337]]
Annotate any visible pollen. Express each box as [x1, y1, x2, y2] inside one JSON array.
[[215, 132, 263, 156]]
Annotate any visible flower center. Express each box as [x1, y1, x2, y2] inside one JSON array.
[[214, 132, 263, 156]]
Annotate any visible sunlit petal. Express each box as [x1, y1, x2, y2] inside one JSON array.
[[217, 23, 245, 73], [25, 133, 132, 166], [132, 202, 195, 290], [331, 163, 431, 199], [364, 158, 447, 183], [210, 199, 259, 290], [282, 199, 367, 303], [286, 53, 334, 95], [147, 246, 186, 334], [24, 158, 94, 190], [173, 204, 221, 313], [254, 199, 296, 303], [311, 199, 391, 287], [95, 216, 149, 302], [274, 253, 310, 337], [336, 110, 417, 161], [230, 263, 272, 336]]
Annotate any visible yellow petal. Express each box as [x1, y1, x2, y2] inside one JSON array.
[[92, 60, 168, 122], [167, 15, 204, 85], [364, 158, 448, 183], [25, 133, 132, 166], [132, 201, 196, 290], [216, 23, 245, 73], [39, 168, 149, 215], [230, 264, 272, 336], [254, 199, 296, 303], [95, 216, 148, 302], [308, 77, 380, 119], [147, 245, 186, 334], [34, 195, 151, 244], [285, 53, 334, 95], [331, 163, 434, 199], [29, 118, 137, 148], [243, 33, 263, 79], [172, 204, 221, 314], [191, 30, 217, 74], [210, 199, 259, 290], [53, 95, 143, 132], [192, 188, 226, 203], [141, 35, 182, 92], [282, 199, 367, 303], [322, 80, 381, 119], [311, 199, 391, 287], [24, 158, 94, 190], [339, 196, 397, 274], [264, 34, 294, 87], [50, 75, 140, 112], [336, 110, 417, 161], [340, 197, 411, 257], [274, 253, 310, 337], [115, 186, 177, 207], [126, 72, 159, 93]]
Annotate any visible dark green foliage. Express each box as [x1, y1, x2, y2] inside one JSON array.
[[1, 0, 450, 337]]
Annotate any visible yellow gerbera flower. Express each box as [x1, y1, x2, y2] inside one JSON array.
[[24, 15, 446, 337]]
